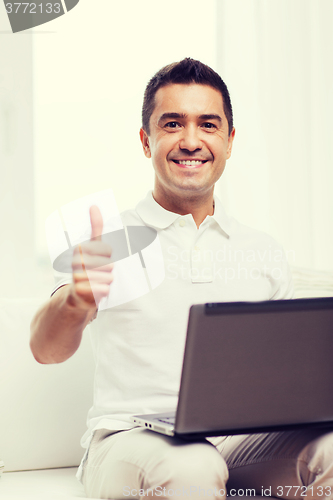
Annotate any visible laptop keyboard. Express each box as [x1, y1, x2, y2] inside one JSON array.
[[157, 416, 175, 425]]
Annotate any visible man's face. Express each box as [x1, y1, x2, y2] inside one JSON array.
[[140, 83, 235, 207]]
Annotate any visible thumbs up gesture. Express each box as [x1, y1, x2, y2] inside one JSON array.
[[70, 206, 113, 310]]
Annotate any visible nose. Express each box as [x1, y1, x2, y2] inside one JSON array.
[[179, 125, 203, 152]]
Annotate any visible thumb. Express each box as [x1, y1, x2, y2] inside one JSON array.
[[90, 205, 103, 241]]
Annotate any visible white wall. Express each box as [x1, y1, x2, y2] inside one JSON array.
[[216, 0, 333, 270], [0, 7, 35, 297], [33, 0, 217, 269], [3, 0, 332, 300]]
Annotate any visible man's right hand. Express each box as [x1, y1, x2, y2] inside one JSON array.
[[69, 205, 113, 310]]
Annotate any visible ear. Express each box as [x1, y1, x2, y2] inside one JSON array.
[[140, 128, 151, 159], [227, 127, 236, 159]]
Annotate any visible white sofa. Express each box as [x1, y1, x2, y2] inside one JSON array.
[[1, 268, 332, 499], [0, 297, 96, 499]]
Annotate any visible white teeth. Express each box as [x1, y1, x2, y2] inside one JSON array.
[[177, 160, 205, 166]]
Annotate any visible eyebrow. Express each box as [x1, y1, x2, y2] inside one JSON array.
[[199, 114, 222, 124], [158, 113, 222, 125]]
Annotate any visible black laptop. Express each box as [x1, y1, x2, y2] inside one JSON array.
[[131, 297, 333, 438]]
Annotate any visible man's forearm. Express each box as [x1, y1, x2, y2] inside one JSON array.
[[30, 285, 96, 364]]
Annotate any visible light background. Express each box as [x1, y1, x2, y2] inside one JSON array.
[[32, 0, 217, 253], [0, 0, 333, 481], [0, 0, 332, 299]]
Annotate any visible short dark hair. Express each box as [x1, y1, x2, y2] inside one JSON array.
[[142, 58, 233, 136]]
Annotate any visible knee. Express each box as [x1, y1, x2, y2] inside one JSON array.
[[146, 440, 228, 496]]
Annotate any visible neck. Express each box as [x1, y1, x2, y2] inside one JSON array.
[[153, 189, 215, 228]]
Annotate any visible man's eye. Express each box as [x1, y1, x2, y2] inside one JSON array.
[[165, 122, 180, 128], [202, 122, 216, 129]]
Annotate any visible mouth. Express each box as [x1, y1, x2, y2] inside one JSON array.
[[172, 159, 208, 169]]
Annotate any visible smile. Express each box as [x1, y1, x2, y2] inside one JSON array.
[[172, 160, 207, 167]]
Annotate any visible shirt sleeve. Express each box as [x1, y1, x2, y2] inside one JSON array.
[[50, 269, 72, 297]]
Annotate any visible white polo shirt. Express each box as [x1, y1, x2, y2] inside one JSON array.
[[52, 191, 294, 454]]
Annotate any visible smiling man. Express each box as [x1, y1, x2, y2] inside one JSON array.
[[140, 83, 235, 227], [30, 58, 333, 499]]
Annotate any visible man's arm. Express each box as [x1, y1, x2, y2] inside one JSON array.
[[30, 205, 113, 364]]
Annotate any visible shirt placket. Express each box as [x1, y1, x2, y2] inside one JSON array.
[[190, 222, 213, 284]]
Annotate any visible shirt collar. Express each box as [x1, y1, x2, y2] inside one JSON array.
[[135, 191, 180, 229], [211, 195, 231, 237], [136, 190, 231, 237]]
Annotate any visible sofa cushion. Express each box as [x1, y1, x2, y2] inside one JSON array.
[[0, 467, 88, 499], [0, 297, 95, 472]]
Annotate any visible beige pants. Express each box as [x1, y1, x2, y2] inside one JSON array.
[[82, 427, 333, 500]]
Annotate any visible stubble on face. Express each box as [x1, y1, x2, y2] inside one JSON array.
[[140, 84, 235, 213]]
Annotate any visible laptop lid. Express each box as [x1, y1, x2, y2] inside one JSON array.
[[174, 297, 333, 438]]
